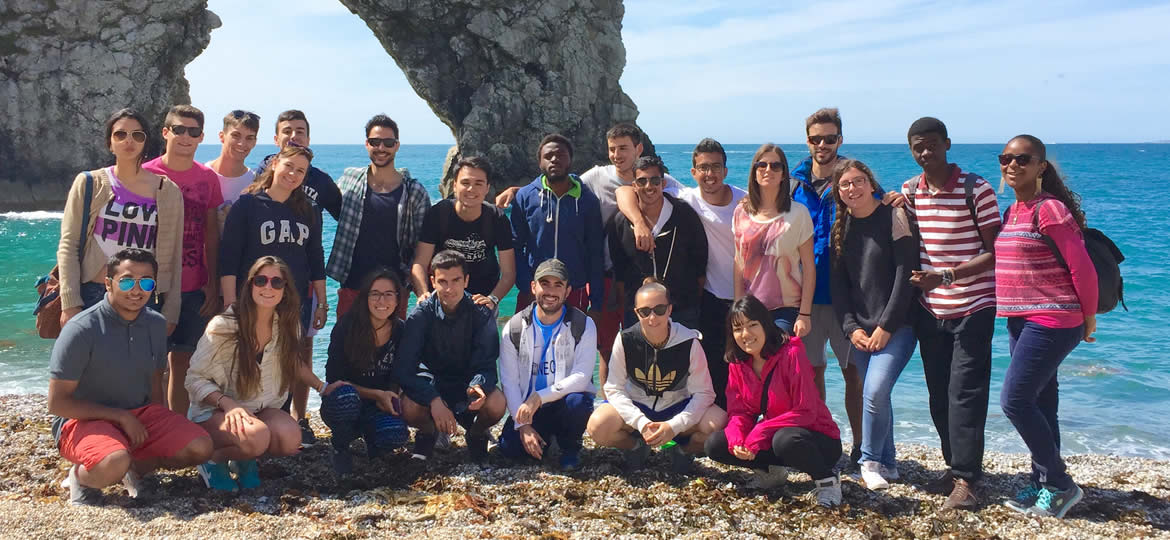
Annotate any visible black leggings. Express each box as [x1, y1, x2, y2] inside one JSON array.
[[705, 427, 842, 480]]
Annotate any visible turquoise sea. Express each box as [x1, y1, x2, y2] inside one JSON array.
[[2, 143, 1167, 459]]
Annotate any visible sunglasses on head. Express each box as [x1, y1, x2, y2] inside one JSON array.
[[112, 130, 147, 143], [116, 277, 156, 292], [634, 175, 664, 187], [998, 153, 1037, 166], [808, 134, 840, 145], [634, 303, 670, 318], [367, 137, 398, 148], [252, 275, 286, 289], [169, 124, 203, 138], [754, 161, 785, 171], [229, 109, 259, 121]]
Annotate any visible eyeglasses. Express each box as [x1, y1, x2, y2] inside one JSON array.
[[634, 303, 670, 318], [634, 176, 664, 187], [998, 153, 1037, 166], [168, 125, 204, 138], [369, 290, 398, 302], [808, 134, 840, 145], [838, 179, 868, 190], [693, 164, 724, 174], [367, 137, 398, 148], [252, 275, 286, 290], [754, 161, 785, 171], [229, 110, 260, 121], [116, 277, 156, 292], [112, 130, 147, 143]]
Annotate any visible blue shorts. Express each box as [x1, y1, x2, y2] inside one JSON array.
[[634, 397, 693, 446], [169, 290, 210, 353]]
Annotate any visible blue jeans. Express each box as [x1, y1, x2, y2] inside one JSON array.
[[319, 385, 409, 457], [852, 326, 916, 467], [1000, 317, 1083, 490], [498, 392, 594, 460], [771, 307, 799, 333]]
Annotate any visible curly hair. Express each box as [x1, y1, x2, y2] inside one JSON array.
[[1008, 135, 1086, 229], [828, 159, 884, 259]]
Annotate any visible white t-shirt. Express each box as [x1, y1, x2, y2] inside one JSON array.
[[209, 164, 256, 234], [678, 185, 746, 300], [580, 164, 682, 271]]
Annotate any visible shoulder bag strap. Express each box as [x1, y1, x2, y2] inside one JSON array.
[[78, 171, 94, 264], [759, 363, 778, 416]]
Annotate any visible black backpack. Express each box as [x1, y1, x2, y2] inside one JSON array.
[[1004, 201, 1127, 314]]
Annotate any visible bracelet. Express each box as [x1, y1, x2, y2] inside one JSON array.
[[315, 381, 326, 394], [215, 393, 227, 410], [316, 304, 329, 311], [798, 312, 811, 317]]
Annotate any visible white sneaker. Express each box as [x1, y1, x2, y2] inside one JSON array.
[[746, 465, 789, 489], [861, 460, 889, 490], [880, 464, 900, 482], [121, 469, 142, 499], [812, 475, 842, 507]]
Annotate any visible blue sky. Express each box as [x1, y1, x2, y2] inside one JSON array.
[[187, 0, 1170, 144]]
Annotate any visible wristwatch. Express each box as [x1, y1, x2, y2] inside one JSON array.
[[488, 294, 500, 305], [941, 268, 955, 286]]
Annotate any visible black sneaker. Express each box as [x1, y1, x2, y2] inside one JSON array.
[[624, 435, 650, 472], [298, 417, 317, 447], [667, 445, 694, 474], [467, 434, 489, 463], [412, 432, 437, 460], [332, 450, 353, 475]]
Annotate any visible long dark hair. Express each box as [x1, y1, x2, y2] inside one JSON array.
[[724, 295, 790, 365], [104, 108, 155, 167], [245, 145, 316, 221], [1008, 134, 1087, 229], [742, 143, 791, 215], [342, 267, 403, 374], [215, 256, 302, 400], [829, 159, 884, 259]]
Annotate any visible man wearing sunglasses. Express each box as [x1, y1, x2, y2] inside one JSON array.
[[48, 248, 214, 506], [789, 108, 866, 467], [606, 155, 707, 330], [328, 114, 431, 320], [587, 281, 724, 474], [142, 105, 224, 417], [207, 110, 260, 233], [900, 117, 1001, 510]]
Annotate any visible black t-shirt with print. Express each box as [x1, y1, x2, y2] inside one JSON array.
[[419, 199, 513, 297]]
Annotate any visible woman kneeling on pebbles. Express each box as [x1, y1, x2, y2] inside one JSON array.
[[705, 295, 843, 507], [186, 256, 327, 491]]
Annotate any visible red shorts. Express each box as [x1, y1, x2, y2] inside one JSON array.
[[338, 287, 408, 320], [595, 277, 622, 358], [57, 404, 209, 471]]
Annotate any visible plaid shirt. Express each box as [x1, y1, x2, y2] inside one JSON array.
[[326, 166, 431, 288]]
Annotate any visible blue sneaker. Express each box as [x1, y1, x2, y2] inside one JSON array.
[[1027, 483, 1084, 519], [197, 461, 239, 492], [1004, 482, 1042, 513], [230, 459, 261, 489], [559, 449, 581, 471]]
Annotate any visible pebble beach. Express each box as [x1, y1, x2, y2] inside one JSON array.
[[1, 394, 1166, 539]]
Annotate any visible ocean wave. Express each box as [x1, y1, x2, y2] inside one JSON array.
[[0, 211, 64, 220]]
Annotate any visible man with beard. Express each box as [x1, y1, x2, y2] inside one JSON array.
[[509, 134, 605, 320], [328, 114, 431, 320], [497, 259, 597, 470]]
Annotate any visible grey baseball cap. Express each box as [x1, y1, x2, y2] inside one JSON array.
[[534, 258, 569, 281]]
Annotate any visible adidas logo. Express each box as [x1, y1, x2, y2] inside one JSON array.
[[634, 364, 677, 393]]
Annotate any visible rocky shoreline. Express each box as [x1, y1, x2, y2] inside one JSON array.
[[1, 394, 1166, 539]]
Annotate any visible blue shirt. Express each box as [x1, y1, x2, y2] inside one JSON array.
[[531, 306, 565, 393]]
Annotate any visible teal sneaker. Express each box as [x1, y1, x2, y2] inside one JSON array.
[[1004, 482, 1042, 513], [230, 459, 261, 489], [1027, 483, 1084, 519], [197, 461, 239, 492]]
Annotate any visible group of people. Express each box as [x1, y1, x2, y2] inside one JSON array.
[[48, 105, 1100, 520]]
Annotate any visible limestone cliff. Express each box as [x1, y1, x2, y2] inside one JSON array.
[[338, 0, 649, 196], [0, 0, 220, 210]]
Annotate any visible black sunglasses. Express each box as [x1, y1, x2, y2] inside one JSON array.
[[634, 176, 664, 187], [634, 303, 670, 318], [998, 153, 1037, 166], [754, 161, 785, 171], [112, 130, 147, 143], [808, 134, 840, 145], [252, 275, 286, 290], [169, 124, 204, 138], [230, 110, 260, 121], [367, 137, 398, 148]]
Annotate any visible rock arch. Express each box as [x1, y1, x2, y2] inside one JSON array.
[[0, 0, 646, 209]]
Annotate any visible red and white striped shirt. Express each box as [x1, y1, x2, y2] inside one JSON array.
[[901, 166, 1000, 319]]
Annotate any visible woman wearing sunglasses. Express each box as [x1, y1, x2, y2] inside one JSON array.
[[186, 256, 327, 491], [219, 145, 327, 335], [704, 295, 842, 506], [828, 160, 919, 490], [995, 135, 1098, 518], [56, 108, 185, 330], [318, 267, 410, 474]]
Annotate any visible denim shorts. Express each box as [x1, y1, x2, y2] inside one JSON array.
[[168, 290, 210, 353]]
